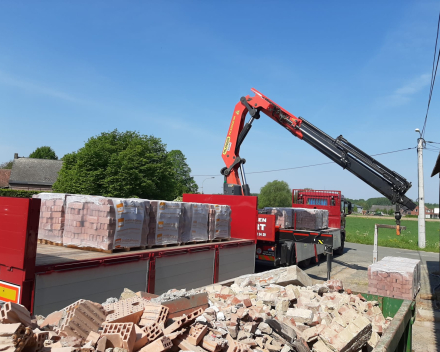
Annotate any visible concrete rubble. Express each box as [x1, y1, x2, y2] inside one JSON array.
[[0, 266, 392, 352]]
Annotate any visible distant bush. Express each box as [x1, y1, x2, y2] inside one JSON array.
[[0, 189, 42, 198], [405, 214, 418, 218]]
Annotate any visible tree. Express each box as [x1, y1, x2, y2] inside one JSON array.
[[53, 130, 177, 200], [168, 150, 198, 198], [353, 205, 358, 213], [258, 180, 292, 208], [29, 146, 58, 160], [0, 160, 13, 169]]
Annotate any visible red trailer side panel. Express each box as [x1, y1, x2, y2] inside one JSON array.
[[0, 197, 40, 308], [256, 214, 276, 242], [182, 194, 257, 241]]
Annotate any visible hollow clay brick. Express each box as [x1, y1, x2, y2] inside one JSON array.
[[101, 323, 136, 352], [34, 329, 50, 351], [59, 300, 107, 341], [141, 322, 163, 341], [0, 302, 32, 326], [134, 324, 150, 351], [139, 304, 169, 327], [105, 297, 151, 324], [185, 323, 208, 345], [0, 323, 33, 352]]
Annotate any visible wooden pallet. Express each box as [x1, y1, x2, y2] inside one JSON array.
[[181, 240, 208, 246], [208, 238, 230, 243], [37, 239, 63, 246], [64, 245, 147, 254], [147, 242, 182, 249]]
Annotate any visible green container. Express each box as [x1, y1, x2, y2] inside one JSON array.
[[360, 293, 416, 352]]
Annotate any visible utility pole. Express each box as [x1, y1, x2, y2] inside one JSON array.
[[415, 128, 426, 248]]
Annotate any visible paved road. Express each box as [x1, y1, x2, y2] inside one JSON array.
[[256, 242, 439, 295], [302, 242, 440, 296]]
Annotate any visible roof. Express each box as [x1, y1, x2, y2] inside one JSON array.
[[370, 205, 396, 212], [0, 169, 11, 188], [9, 158, 63, 186], [431, 152, 440, 177]]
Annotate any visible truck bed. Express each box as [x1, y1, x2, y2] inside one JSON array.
[[35, 239, 251, 268], [33, 239, 256, 315]]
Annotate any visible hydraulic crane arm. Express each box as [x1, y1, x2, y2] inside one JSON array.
[[221, 88, 416, 212]]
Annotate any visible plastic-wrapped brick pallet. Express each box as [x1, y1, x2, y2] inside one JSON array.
[[181, 203, 210, 243], [112, 198, 147, 248], [148, 201, 183, 246], [294, 208, 329, 230], [140, 200, 150, 247], [208, 204, 231, 240], [368, 256, 421, 300], [63, 195, 117, 250], [33, 193, 67, 244], [263, 207, 294, 228]]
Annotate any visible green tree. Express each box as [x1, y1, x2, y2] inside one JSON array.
[[168, 150, 198, 198], [53, 130, 177, 200], [353, 205, 358, 213], [29, 146, 58, 160], [258, 180, 292, 208], [0, 160, 13, 169]]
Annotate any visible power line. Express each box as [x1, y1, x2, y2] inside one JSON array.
[[426, 141, 440, 145], [191, 147, 416, 177], [422, 11, 440, 138], [426, 144, 440, 150], [424, 148, 440, 153]]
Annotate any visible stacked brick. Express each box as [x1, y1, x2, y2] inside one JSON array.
[[33, 192, 233, 250], [112, 198, 147, 248], [33, 193, 67, 244], [263, 207, 294, 228], [181, 203, 210, 243], [294, 208, 329, 230], [140, 200, 150, 247], [148, 201, 184, 246], [208, 204, 232, 240], [368, 256, 421, 300], [63, 195, 117, 250]]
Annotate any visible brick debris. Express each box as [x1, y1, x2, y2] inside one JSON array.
[[0, 266, 393, 352]]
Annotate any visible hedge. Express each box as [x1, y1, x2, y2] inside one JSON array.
[[0, 189, 43, 198]]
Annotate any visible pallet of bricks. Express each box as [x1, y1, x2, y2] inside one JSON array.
[[33, 193, 66, 245], [34, 193, 232, 251], [367, 256, 421, 300], [262, 207, 329, 230]]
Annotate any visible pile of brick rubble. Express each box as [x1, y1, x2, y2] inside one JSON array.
[[0, 267, 391, 352]]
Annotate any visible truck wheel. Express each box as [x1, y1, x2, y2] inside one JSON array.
[[335, 237, 345, 255]]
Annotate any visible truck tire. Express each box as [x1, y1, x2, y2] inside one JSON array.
[[335, 233, 345, 255]]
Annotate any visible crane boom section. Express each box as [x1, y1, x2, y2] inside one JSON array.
[[221, 88, 416, 211]]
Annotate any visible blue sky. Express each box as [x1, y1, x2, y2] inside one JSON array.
[[0, 1, 439, 203]]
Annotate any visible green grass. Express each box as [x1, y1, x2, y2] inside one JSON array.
[[345, 216, 440, 252]]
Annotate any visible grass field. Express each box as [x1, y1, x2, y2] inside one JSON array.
[[345, 216, 440, 252]]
